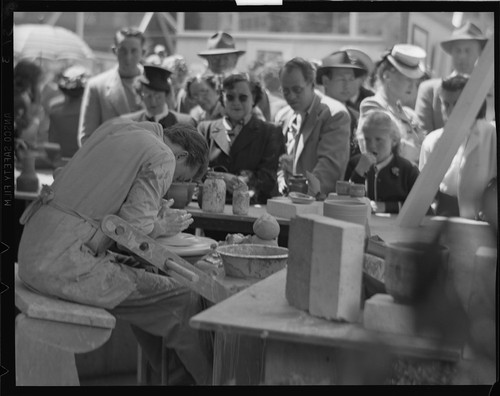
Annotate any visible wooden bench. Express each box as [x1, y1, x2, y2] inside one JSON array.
[[14, 264, 116, 386]]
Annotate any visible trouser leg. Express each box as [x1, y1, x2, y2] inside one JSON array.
[[110, 288, 213, 385]]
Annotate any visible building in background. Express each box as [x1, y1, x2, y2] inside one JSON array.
[[14, 11, 494, 78]]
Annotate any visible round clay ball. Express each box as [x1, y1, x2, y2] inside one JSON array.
[[253, 213, 280, 240]]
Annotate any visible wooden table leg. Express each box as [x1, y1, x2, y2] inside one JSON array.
[[213, 332, 264, 385]]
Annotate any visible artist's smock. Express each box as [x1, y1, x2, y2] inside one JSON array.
[[17, 119, 179, 309]]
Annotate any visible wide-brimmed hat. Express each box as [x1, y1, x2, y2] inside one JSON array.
[[57, 65, 89, 91], [440, 21, 488, 54], [340, 47, 375, 75], [316, 51, 367, 84], [386, 44, 426, 80], [197, 31, 246, 57], [138, 65, 172, 92]]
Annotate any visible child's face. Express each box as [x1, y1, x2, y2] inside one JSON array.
[[361, 126, 395, 164]]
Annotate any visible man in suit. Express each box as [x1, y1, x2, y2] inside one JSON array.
[[414, 21, 488, 135], [275, 57, 351, 197], [120, 65, 195, 129], [78, 27, 146, 146]]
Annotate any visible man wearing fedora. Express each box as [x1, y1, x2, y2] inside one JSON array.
[[316, 50, 368, 159], [197, 31, 246, 77], [120, 65, 196, 129], [78, 27, 146, 146], [276, 57, 351, 197], [414, 21, 489, 135], [341, 47, 376, 112], [198, 31, 267, 121]]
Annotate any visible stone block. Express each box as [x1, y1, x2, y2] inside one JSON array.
[[286, 213, 365, 322], [307, 215, 365, 322], [363, 294, 416, 335], [286, 215, 315, 311], [267, 197, 323, 219]]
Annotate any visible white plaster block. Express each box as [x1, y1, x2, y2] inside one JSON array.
[[363, 294, 416, 335], [305, 214, 365, 323]]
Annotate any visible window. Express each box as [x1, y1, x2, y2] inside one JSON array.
[[183, 12, 350, 35]]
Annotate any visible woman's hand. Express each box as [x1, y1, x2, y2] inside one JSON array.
[[279, 153, 294, 175], [355, 152, 377, 176], [222, 173, 246, 194], [370, 200, 386, 213]]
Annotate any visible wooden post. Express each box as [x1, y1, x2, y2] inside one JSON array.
[[397, 38, 495, 227]]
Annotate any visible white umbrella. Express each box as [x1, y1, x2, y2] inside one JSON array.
[[14, 23, 95, 63]]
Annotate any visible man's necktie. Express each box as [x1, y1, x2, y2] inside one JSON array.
[[286, 114, 301, 155]]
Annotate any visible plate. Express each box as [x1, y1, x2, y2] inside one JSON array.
[[289, 192, 315, 205], [160, 232, 199, 247], [156, 235, 217, 257]]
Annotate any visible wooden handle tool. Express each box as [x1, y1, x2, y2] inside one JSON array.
[[101, 214, 231, 303]]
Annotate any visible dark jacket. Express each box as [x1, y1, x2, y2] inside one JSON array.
[[345, 154, 419, 213], [198, 115, 286, 204]]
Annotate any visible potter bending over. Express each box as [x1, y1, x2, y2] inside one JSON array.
[[17, 120, 213, 385]]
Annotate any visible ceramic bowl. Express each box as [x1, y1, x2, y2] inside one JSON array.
[[216, 244, 288, 279], [164, 182, 197, 209], [384, 242, 449, 303]]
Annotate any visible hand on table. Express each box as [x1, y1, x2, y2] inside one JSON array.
[[370, 200, 386, 214], [305, 171, 321, 198], [221, 173, 248, 194]]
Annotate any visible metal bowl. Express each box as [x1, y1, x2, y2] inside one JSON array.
[[216, 244, 288, 279]]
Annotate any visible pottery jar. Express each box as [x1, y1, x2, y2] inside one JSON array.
[[288, 174, 308, 194], [232, 188, 250, 215], [202, 172, 226, 213]]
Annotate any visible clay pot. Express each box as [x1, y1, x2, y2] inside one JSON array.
[[164, 182, 197, 209], [16, 150, 40, 192], [384, 242, 449, 304], [336, 180, 351, 196]]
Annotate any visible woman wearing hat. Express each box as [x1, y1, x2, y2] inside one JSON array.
[[359, 44, 427, 167], [120, 65, 196, 129], [197, 73, 285, 204], [48, 65, 90, 161]]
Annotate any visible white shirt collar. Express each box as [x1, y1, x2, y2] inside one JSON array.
[[375, 153, 394, 171], [146, 104, 169, 122]]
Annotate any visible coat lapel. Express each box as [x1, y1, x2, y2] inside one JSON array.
[[294, 95, 320, 170], [209, 120, 231, 157], [105, 68, 132, 116]]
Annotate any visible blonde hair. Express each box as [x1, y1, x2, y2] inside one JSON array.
[[356, 110, 403, 153]]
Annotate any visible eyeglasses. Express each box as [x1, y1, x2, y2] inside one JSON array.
[[224, 93, 249, 103]]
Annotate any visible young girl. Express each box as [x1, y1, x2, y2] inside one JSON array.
[[344, 109, 419, 213]]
